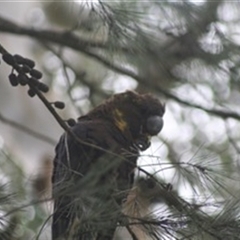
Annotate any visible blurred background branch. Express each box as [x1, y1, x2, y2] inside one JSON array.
[[0, 113, 56, 145]]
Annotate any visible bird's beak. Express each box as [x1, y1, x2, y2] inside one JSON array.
[[146, 116, 164, 136]]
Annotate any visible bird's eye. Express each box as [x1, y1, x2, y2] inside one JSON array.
[[146, 116, 164, 135]]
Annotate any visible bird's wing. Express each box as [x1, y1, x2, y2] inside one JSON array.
[[51, 120, 136, 239], [52, 120, 109, 239]]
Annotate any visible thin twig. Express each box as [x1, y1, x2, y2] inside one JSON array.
[[126, 225, 139, 240], [0, 113, 56, 145]]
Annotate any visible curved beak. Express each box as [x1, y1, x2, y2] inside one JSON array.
[[134, 116, 164, 151], [146, 116, 164, 136]]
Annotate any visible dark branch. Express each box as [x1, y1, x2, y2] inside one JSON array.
[[0, 16, 105, 50], [1, 16, 240, 122], [80, 49, 240, 121]]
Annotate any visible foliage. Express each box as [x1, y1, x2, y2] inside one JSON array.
[[0, 149, 49, 240]]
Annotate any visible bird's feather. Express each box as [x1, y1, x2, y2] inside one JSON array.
[[52, 91, 165, 239]]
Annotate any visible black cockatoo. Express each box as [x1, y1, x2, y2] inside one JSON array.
[[52, 91, 165, 239]]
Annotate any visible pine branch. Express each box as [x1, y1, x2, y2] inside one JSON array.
[[1, 16, 240, 123]]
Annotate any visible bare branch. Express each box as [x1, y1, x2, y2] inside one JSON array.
[[80, 49, 240, 121], [0, 16, 105, 49], [0, 112, 56, 145]]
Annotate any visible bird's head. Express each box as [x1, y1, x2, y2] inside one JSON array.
[[110, 91, 165, 151]]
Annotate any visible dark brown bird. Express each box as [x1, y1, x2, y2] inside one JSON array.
[[52, 91, 165, 240]]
